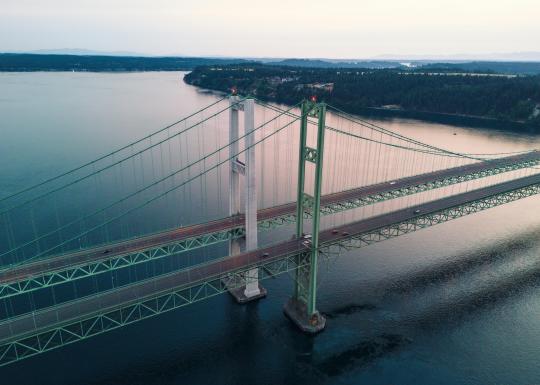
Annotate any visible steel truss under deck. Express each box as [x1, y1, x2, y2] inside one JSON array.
[[319, 156, 539, 216], [0, 179, 538, 367], [0, 155, 538, 300], [319, 182, 540, 257], [0, 252, 310, 367]]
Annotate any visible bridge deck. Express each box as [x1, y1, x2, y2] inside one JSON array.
[[1, 172, 539, 343], [0, 151, 538, 285]]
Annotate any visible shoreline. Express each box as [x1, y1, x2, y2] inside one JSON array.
[[1, 70, 536, 134], [218, 87, 539, 134]]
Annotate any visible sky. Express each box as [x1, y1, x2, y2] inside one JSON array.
[[1, 0, 539, 59]]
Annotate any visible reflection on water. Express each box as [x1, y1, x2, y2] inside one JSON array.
[[1, 72, 540, 385]]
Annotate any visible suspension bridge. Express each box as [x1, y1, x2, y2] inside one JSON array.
[[0, 95, 538, 366]]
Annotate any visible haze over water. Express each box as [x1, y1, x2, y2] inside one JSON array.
[[1, 71, 540, 385]]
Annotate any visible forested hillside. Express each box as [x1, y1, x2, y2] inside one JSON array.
[[184, 64, 540, 129]]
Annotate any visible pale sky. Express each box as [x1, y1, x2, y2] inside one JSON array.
[[1, 0, 539, 59]]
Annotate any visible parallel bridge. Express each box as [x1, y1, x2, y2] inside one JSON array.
[[0, 96, 538, 367]]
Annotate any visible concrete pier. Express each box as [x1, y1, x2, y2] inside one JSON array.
[[283, 297, 326, 334]]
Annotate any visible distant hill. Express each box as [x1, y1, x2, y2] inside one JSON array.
[[262, 58, 540, 74], [268, 58, 403, 69], [376, 51, 540, 62], [2, 53, 540, 75], [420, 61, 540, 75], [25, 48, 150, 57], [0, 53, 250, 72]]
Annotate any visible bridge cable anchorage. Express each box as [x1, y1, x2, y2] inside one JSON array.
[[0, 98, 244, 216], [0, 103, 302, 268], [0, 96, 229, 205]]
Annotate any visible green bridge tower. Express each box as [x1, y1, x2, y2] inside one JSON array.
[[284, 99, 327, 333]]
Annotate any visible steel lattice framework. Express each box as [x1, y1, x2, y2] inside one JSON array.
[[0, 179, 538, 367], [0, 228, 246, 299], [320, 182, 540, 256], [0, 252, 311, 367], [0, 154, 538, 300]]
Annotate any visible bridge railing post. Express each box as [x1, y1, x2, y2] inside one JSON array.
[[284, 99, 326, 333]]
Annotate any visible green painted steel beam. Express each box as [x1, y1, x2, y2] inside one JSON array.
[[292, 100, 326, 320], [0, 227, 245, 298], [295, 101, 310, 238], [319, 158, 540, 217], [307, 103, 326, 316], [0, 155, 538, 300], [319, 182, 540, 258], [0, 251, 311, 367], [0, 179, 538, 367]]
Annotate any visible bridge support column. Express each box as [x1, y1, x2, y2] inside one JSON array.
[[226, 95, 266, 303], [284, 100, 326, 333], [228, 95, 242, 256]]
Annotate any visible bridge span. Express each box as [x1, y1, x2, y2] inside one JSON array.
[[0, 96, 538, 367], [0, 150, 537, 299], [1, 172, 539, 366]]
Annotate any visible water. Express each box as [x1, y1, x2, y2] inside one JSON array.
[[1, 71, 540, 384]]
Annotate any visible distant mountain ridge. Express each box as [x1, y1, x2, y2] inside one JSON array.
[[4, 49, 540, 62], [0, 53, 250, 72], [5, 48, 151, 57], [266, 58, 403, 69], [375, 51, 540, 62], [1, 53, 540, 74]]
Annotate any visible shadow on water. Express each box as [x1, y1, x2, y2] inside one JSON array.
[[315, 334, 412, 377], [315, 253, 540, 378], [86, 298, 327, 385], [386, 229, 540, 296], [409, 258, 540, 328], [307, 227, 540, 377], [49, 226, 540, 384], [323, 303, 377, 319]]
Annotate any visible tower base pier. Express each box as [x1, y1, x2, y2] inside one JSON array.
[[227, 283, 267, 304], [222, 272, 267, 304], [283, 297, 326, 334]]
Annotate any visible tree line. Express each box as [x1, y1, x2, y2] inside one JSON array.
[[184, 64, 540, 129]]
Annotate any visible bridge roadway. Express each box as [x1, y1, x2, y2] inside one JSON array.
[[0, 172, 539, 343], [0, 151, 538, 287]]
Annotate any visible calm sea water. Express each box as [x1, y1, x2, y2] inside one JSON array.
[[1, 71, 540, 385]]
